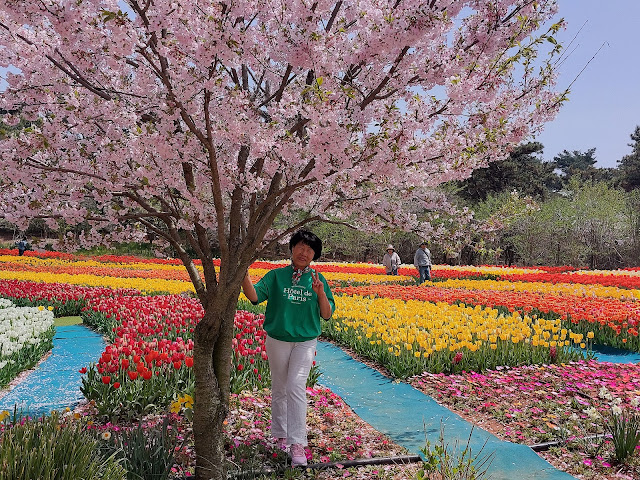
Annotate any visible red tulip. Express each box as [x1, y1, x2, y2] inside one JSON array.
[[127, 371, 138, 381], [101, 376, 111, 384], [78, 367, 88, 374], [185, 357, 194, 367]]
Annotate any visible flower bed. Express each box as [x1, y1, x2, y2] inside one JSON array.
[[2, 250, 640, 479], [0, 301, 55, 388], [326, 294, 591, 377], [335, 284, 640, 351], [410, 361, 640, 479]]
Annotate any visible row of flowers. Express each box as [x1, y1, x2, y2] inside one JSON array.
[[0, 276, 593, 418], [336, 284, 640, 351], [5, 249, 640, 288], [420, 277, 640, 302], [0, 300, 55, 388], [327, 294, 594, 377], [0, 256, 413, 291], [5, 261, 638, 303]]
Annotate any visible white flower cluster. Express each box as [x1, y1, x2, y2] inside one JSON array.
[[0, 306, 55, 369], [590, 386, 640, 417], [0, 298, 14, 309]]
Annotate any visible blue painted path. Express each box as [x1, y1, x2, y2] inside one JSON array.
[[0, 325, 105, 417], [591, 344, 640, 364], [316, 341, 577, 480]]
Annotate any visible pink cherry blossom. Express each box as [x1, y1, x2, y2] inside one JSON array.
[[0, 2, 566, 477]]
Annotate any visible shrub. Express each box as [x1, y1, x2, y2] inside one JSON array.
[[607, 408, 640, 464], [0, 412, 126, 480], [417, 425, 494, 480], [96, 416, 179, 480]]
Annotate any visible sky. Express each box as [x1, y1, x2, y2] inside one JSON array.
[[535, 0, 640, 168], [1, 1, 637, 169]]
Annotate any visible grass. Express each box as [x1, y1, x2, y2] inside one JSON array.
[[54, 316, 83, 326]]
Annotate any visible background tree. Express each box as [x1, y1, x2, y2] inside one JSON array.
[[551, 148, 614, 185], [553, 148, 597, 176], [616, 125, 640, 191], [505, 180, 629, 267], [0, 1, 566, 478], [454, 142, 560, 202]]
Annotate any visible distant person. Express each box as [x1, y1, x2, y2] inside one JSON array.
[[16, 238, 27, 256], [382, 245, 401, 275], [413, 241, 432, 284]]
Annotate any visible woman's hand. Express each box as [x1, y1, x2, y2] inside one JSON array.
[[311, 270, 324, 296], [311, 270, 333, 319]]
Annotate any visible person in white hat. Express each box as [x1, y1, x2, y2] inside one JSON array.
[[382, 244, 401, 275]]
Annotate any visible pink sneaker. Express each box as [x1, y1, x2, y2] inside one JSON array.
[[275, 437, 287, 450], [289, 443, 307, 467]]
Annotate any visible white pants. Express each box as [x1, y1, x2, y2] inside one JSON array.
[[266, 335, 317, 446]]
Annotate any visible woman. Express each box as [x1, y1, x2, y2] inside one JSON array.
[[242, 229, 335, 467], [382, 244, 401, 275]]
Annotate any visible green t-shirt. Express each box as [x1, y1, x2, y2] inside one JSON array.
[[252, 265, 336, 342]]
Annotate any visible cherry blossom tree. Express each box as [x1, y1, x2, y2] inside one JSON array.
[[0, 1, 566, 477]]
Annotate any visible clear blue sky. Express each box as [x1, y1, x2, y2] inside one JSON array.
[[535, 0, 640, 168]]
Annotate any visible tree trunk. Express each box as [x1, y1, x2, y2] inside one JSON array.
[[192, 292, 238, 480]]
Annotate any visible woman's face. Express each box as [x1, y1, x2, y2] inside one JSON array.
[[291, 241, 315, 269]]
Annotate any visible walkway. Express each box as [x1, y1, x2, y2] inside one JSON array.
[[316, 341, 577, 480], [0, 325, 105, 417]]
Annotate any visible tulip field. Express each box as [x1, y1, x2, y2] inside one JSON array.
[[1, 248, 640, 479]]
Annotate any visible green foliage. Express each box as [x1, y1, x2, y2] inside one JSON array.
[[454, 142, 559, 202], [505, 179, 632, 268], [0, 412, 126, 480], [417, 425, 493, 480], [237, 298, 266, 315], [97, 416, 179, 480], [607, 409, 640, 464], [306, 363, 322, 388], [77, 241, 158, 259], [82, 309, 120, 342], [616, 125, 640, 192], [553, 148, 598, 180], [309, 221, 420, 265]]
